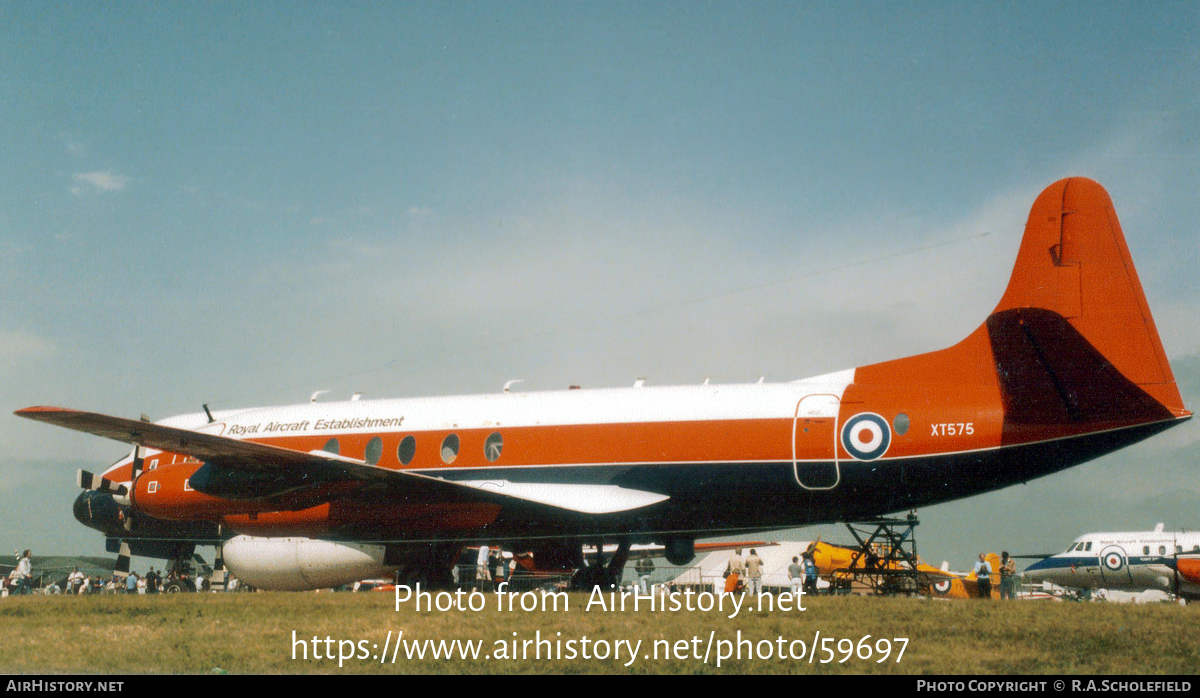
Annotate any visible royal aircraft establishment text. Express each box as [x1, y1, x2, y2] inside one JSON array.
[[227, 417, 405, 436]]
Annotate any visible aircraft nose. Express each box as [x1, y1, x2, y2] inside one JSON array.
[[1021, 557, 1051, 577]]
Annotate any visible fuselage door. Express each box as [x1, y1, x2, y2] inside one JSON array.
[[793, 393, 840, 490]]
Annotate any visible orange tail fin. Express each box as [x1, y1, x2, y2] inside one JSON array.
[[854, 178, 1187, 446], [991, 177, 1183, 414]]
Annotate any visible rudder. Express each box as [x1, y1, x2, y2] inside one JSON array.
[[990, 178, 1185, 417]]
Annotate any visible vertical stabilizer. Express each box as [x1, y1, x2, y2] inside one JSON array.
[[990, 178, 1182, 414]]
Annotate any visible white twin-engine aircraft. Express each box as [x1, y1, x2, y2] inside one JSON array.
[[1022, 524, 1200, 600], [18, 178, 1190, 590]]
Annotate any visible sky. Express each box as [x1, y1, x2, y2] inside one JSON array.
[[1, 2, 1198, 571]]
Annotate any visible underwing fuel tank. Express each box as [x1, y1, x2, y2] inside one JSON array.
[[221, 535, 396, 591]]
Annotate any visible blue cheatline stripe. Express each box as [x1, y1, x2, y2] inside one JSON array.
[[1024, 556, 1179, 572]]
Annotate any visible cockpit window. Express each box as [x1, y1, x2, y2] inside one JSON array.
[[1084, 542, 1092, 552]]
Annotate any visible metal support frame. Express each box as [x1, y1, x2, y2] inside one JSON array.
[[833, 511, 924, 596]]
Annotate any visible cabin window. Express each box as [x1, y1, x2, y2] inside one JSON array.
[[323, 438, 340, 455], [397, 435, 416, 465], [147, 481, 158, 494], [441, 434, 460, 464], [365, 437, 383, 465], [149, 459, 159, 470], [1177, 545, 1183, 554], [485, 432, 503, 462], [892, 413, 910, 435], [1144, 546, 1150, 555], [1159, 546, 1167, 555]]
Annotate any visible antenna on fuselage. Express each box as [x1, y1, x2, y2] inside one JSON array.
[[503, 380, 524, 393], [351, 392, 362, 401], [310, 390, 330, 403], [202, 404, 215, 423]]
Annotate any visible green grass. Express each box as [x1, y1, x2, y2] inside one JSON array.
[[2, 591, 1198, 674]]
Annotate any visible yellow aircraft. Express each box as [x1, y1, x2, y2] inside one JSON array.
[[804, 541, 1000, 599]]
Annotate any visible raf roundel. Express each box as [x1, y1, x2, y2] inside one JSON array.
[[932, 579, 953, 595], [841, 413, 891, 461], [1102, 549, 1125, 572]]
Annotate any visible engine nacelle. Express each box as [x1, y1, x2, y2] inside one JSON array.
[[663, 537, 695, 566], [222, 535, 397, 591]]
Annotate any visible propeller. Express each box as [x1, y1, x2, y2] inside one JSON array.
[[113, 541, 132, 581], [76, 469, 129, 498], [208, 546, 227, 592], [130, 444, 145, 482]]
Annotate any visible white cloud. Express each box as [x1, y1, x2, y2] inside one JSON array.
[[71, 170, 130, 194]]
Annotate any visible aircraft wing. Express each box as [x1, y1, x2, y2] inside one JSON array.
[[14, 406, 670, 516]]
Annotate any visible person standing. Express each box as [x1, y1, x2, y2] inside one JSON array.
[[999, 552, 1017, 600], [476, 546, 491, 592], [725, 548, 745, 586], [68, 566, 85, 595], [803, 553, 819, 596], [973, 553, 993, 599], [635, 556, 655, 594], [745, 549, 764, 595], [15, 550, 32, 595], [787, 556, 803, 597]]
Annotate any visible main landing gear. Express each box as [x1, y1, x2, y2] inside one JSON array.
[[387, 543, 462, 590], [570, 540, 630, 591]]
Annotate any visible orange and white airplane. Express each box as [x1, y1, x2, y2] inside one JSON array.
[[16, 178, 1190, 591]]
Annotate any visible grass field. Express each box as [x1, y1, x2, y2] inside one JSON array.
[[3, 590, 1198, 674]]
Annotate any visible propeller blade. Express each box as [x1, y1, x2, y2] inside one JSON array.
[[76, 469, 128, 497], [209, 544, 227, 592], [113, 541, 131, 581], [131, 445, 144, 481]]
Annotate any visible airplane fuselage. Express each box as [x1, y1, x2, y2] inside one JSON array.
[[97, 366, 1183, 545], [1022, 530, 1200, 598]]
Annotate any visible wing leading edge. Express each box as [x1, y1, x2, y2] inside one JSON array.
[[14, 406, 670, 516]]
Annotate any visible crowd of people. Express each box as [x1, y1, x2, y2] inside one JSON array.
[[2, 549, 242, 597]]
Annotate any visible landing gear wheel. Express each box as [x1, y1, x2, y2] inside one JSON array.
[[570, 565, 610, 591], [399, 566, 430, 590]]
